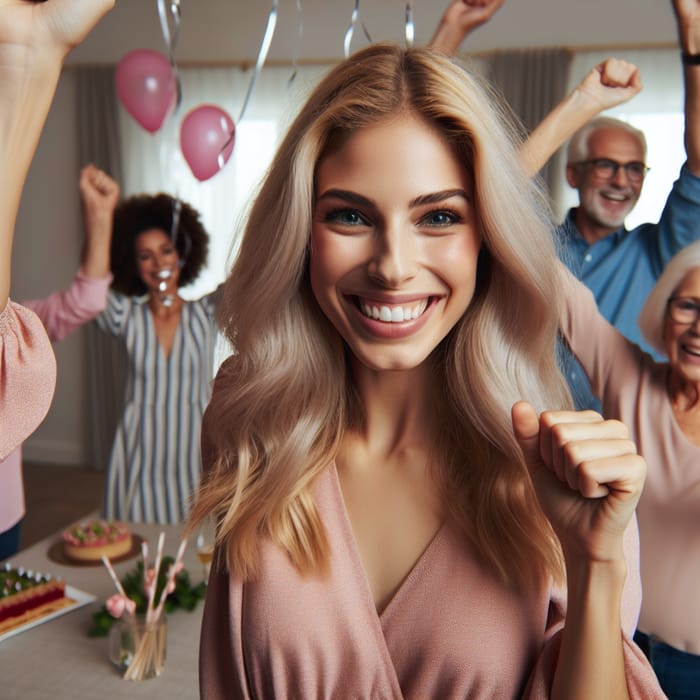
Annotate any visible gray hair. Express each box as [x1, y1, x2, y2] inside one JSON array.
[[638, 240, 700, 356], [566, 116, 647, 165]]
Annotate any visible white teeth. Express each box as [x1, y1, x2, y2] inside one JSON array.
[[360, 298, 428, 323]]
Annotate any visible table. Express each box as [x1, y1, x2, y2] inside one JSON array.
[[1, 517, 206, 699]]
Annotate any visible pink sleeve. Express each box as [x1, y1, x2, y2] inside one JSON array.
[[23, 269, 111, 342], [0, 301, 56, 459]]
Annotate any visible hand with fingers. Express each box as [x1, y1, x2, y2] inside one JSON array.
[[573, 58, 643, 114], [429, 0, 505, 56], [511, 401, 646, 563], [79, 164, 119, 278]]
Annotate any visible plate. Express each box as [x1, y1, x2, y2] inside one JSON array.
[[0, 585, 95, 643], [47, 533, 144, 567]]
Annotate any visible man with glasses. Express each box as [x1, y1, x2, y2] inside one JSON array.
[[558, 40, 700, 410]]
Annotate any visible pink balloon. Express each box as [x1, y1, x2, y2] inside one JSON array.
[[115, 49, 176, 133], [180, 105, 235, 182]]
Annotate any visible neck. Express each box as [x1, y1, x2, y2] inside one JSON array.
[[348, 358, 435, 458], [667, 370, 700, 411], [572, 209, 617, 246], [148, 292, 182, 316]]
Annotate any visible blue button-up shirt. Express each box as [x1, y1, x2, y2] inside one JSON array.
[[558, 164, 700, 411]]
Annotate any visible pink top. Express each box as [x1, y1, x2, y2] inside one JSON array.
[[200, 464, 663, 698], [0, 271, 111, 533], [561, 268, 700, 654]]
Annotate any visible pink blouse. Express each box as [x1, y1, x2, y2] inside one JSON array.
[[0, 301, 56, 462], [200, 465, 663, 699], [0, 271, 111, 533]]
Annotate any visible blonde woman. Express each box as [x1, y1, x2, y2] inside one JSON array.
[[188, 45, 662, 699]]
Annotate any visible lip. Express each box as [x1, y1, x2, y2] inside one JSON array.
[[343, 293, 440, 339]]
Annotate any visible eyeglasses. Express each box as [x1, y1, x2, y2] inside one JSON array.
[[667, 296, 700, 325], [575, 158, 650, 183]]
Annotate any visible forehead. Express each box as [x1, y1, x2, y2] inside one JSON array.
[[673, 267, 700, 297], [315, 113, 472, 197], [135, 228, 172, 250], [587, 127, 644, 162]]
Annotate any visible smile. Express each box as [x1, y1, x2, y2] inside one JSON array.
[[357, 297, 429, 323]]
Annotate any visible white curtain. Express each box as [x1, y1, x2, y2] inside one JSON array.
[[118, 63, 331, 299]]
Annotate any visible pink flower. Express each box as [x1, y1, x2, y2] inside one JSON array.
[[165, 561, 184, 594], [106, 594, 136, 619]]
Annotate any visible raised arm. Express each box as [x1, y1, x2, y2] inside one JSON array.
[[519, 59, 642, 177], [0, 0, 114, 311], [674, 0, 700, 175], [512, 403, 651, 699], [79, 163, 120, 279], [428, 0, 504, 56]]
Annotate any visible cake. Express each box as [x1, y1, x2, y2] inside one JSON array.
[[62, 519, 132, 563], [0, 565, 70, 634]]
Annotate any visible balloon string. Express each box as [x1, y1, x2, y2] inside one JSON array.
[[237, 0, 278, 125], [404, 1, 414, 48], [169, 197, 182, 246], [288, 0, 303, 88], [219, 0, 278, 160], [157, 0, 183, 114], [344, 0, 372, 59]]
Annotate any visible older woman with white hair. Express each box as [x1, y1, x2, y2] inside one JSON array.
[[559, 237, 700, 698]]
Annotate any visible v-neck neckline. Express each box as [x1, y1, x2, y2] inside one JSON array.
[[328, 463, 446, 620], [145, 300, 184, 361]]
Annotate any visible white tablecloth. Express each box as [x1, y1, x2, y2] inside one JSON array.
[[1, 517, 205, 699]]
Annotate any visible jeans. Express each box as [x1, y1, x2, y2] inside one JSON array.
[[634, 629, 700, 700], [0, 519, 22, 561]]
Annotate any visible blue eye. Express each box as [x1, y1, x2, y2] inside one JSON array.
[[421, 210, 461, 227], [324, 208, 368, 226]]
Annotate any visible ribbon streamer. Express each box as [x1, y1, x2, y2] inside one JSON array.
[[344, 0, 373, 59], [404, 1, 414, 48], [218, 0, 279, 161], [157, 0, 183, 113], [237, 0, 278, 125], [288, 0, 304, 88]]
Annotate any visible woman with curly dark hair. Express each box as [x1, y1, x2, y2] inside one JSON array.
[[93, 185, 221, 524]]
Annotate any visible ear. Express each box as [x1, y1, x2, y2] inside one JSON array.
[[565, 163, 580, 189]]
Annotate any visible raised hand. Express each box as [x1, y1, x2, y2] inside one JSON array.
[[80, 164, 120, 222], [429, 0, 504, 56], [572, 58, 642, 114], [79, 164, 119, 278], [519, 58, 642, 176], [0, 0, 114, 309], [511, 401, 645, 563]]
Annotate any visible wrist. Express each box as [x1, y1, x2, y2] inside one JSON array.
[[682, 51, 700, 66]]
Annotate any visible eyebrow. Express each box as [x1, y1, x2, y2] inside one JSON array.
[[316, 188, 471, 209]]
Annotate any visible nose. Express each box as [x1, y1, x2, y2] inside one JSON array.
[[367, 222, 417, 288], [610, 164, 631, 187]]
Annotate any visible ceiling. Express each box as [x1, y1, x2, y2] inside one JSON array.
[[69, 0, 679, 66]]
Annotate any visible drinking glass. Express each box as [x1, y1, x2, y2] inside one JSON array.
[[195, 514, 216, 582]]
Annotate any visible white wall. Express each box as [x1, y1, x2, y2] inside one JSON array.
[[11, 71, 95, 465]]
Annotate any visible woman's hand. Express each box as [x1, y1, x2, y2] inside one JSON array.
[[429, 0, 504, 56], [0, 0, 114, 62], [511, 401, 645, 564]]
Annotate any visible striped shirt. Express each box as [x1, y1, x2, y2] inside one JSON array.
[[96, 290, 219, 524]]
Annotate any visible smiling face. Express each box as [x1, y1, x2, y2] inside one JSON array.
[[309, 113, 481, 373], [566, 126, 644, 243], [664, 267, 700, 384], [134, 228, 181, 296]]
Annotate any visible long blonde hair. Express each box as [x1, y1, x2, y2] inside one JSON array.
[[188, 44, 571, 590]]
